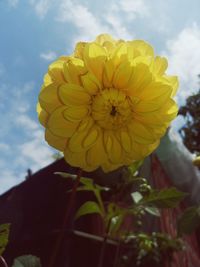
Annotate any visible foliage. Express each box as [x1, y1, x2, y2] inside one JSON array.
[[179, 87, 200, 155], [177, 205, 200, 236], [0, 223, 10, 256], [12, 255, 42, 267], [140, 187, 187, 208], [56, 168, 186, 266], [122, 232, 184, 267], [75, 201, 103, 220]]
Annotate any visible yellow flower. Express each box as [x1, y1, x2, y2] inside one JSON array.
[[37, 34, 178, 172]]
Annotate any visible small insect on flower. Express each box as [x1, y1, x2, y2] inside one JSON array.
[[37, 34, 179, 172]]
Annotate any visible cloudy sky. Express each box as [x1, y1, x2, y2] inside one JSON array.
[[1, 0, 200, 194]]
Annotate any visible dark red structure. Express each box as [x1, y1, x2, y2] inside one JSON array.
[[0, 155, 200, 267], [0, 159, 122, 267]]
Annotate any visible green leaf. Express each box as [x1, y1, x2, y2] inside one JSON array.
[[141, 187, 187, 208], [144, 206, 160, 217], [80, 177, 109, 191], [0, 223, 10, 255], [75, 201, 103, 220], [77, 177, 107, 215], [109, 214, 124, 235], [54, 172, 77, 180], [131, 191, 143, 204], [177, 206, 200, 236], [128, 160, 144, 175], [12, 255, 42, 267]]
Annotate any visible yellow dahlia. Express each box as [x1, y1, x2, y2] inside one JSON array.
[[37, 34, 178, 172]]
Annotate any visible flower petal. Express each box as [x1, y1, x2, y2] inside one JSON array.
[[83, 42, 107, 81], [74, 42, 87, 59], [37, 103, 49, 127], [81, 72, 101, 95], [128, 40, 154, 57], [86, 130, 107, 167], [126, 63, 153, 95], [102, 59, 115, 88], [134, 88, 172, 113], [151, 56, 168, 75], [63, 106, 89, 122], [63, 57, 87, 85], [111, 42, 127, 67], [43, 73, 52, 86], [104, 131, 122, 164], [101, 161, 122, 173], [113, 60, 133, 89], [119, 129, 132, 153], [64, 149, 96, 171], [130, 139, 159, 160], [128, 120, 156, 144], [39, 83, 61, 113], [68, 119, 95, 152], [48, 60, 66, 85], [83, 126, 99, 148], [47, 106, 79, 137], [45, 129, 67, 151], [59, 83, 91, 106], [95, 34, 115, 45], [164, 75, 179, 97], [134, 99, 178, 127], [136, 82, 173, 101]]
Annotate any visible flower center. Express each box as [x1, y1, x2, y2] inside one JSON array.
[[92, 88, 133, 130], [110, 105, 117, 116]]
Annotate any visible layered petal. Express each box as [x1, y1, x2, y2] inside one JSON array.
[[37, 34, 179, 173], [67, 118, 95, 152], [37, 103, 49, 127], [39, 83, 61, 113], [83, 42, 107, 82], [81, 72, 101, 95], [59, 84, 91, 106], [47, 106, 79, 138], [63, 57, 87, 85], [48, 60, 66, 85], [45, 129, 67, 151]]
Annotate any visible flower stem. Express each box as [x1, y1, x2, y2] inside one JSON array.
[[97, 218, 111, 267], [48, 168, 82, 267]]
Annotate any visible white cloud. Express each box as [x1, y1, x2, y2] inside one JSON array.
[[40, 51, 57, 61], [118, 0, 149, 19], [15, 114, 38, 131], [29, 0, 52, 18], [164, 23, 200, 103], [55, 0, 136, 45], [0, 169, 23, 195], [19, 130, 53, 171], [56, 0, 109, 43], [28, 0, 151, 46], [0, 81, 54, 194], [103, 12, 132, 40]]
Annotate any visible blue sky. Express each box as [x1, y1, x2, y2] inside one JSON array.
[[1, 0, 200, 194]]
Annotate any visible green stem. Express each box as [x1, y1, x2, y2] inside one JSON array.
[[95, 190, 106, 215], [48, 168, 82, 267], [97, 218, 112, 267]]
